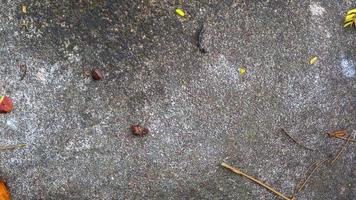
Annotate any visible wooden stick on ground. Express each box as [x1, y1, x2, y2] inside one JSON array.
[[221, 162, 293, 200]]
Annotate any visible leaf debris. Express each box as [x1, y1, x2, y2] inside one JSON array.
[[309, 56, 318, 65], [175, 8, 185, 17], [21, 5, 27, 13], [221, 162, 294, 200]]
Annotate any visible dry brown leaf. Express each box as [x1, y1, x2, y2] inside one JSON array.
[[0, 181, 10, 200], [328, 130, 347, 138]]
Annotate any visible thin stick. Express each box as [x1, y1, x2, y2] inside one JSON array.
[[333, 136, 356, 143], [281, 129, 315, 151], [330, 136, 352, 164], [293, 160, 321, 195], [0, 144, 27, 151], [221, 162, 293, 200], [294, 159, 329, 194]]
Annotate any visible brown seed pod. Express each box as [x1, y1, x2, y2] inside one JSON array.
[[0, 180, 10, 200], [131, 124, 149, 136], [91, 68, 103, 80]]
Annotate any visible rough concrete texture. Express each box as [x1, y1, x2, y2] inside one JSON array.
[[0, 0, 355, 199]]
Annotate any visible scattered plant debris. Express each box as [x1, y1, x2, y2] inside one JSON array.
[[309, 56, 318, 65], [131, 124, 149, 136], [344, 8, 356, 28], [221, 162, 294, 200], [223, 129, 354, 199], [328, 130, 356, 143], [328, 130, 347, 138], [238, 67, 247, 75], [0, 180, 10, 200], [330, 135, 352, 164], [293, 159, 329, 196], [175, 8, 185, 17], [91, 68, 103, 80], [0, 96, 14, 113], [294, 133, 353, 196], [280, 129, 315, 151]]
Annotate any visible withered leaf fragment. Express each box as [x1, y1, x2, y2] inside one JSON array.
[[131, 124, 149, 136], [328, 130, 347, 138], [0, 181, 10, 200]]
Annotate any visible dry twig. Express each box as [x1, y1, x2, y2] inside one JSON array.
[[221, 162, 293, 200], [294, 159, 328, 195], [280, 129, 315, 151], [334, 136, 356, 143], [294, 134, 353, 196], [330, 135, 352, 164]]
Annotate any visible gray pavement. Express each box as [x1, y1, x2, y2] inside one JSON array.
[[0, 1, 355, 199]]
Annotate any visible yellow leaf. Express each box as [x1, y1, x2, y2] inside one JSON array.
[[175, 8, 185, 17], [309, 56, 318, 65], [344, 21, 353, 27], [347, 8, 356, 15], [239, 68, 246, 75], [344, 14, 355, 23]]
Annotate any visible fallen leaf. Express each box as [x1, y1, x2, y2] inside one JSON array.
[[0, 96, 13, 113], [309, 56, 318, 65], [239, 68, 246, 75], [131, 124, 149, 136], [328, 130, 347, 138], [0, 181, 10, 200], [21, 5, 27, 13], [344, 8, 356, 27], [175, 8, 185, 17]]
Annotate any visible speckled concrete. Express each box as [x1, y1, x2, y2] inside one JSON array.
[[0, 0, 355, 199]]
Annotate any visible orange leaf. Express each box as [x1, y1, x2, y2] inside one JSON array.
[[328, 130, 347, 138], [0, 181, 10, 200]]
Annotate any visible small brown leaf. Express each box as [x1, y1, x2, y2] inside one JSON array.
[[91, 68, 103, 81], [0, 181, 10, 200], [328, 130, 347, 138], [0, 96, 14, 113], [131, 124, 149, 136]]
